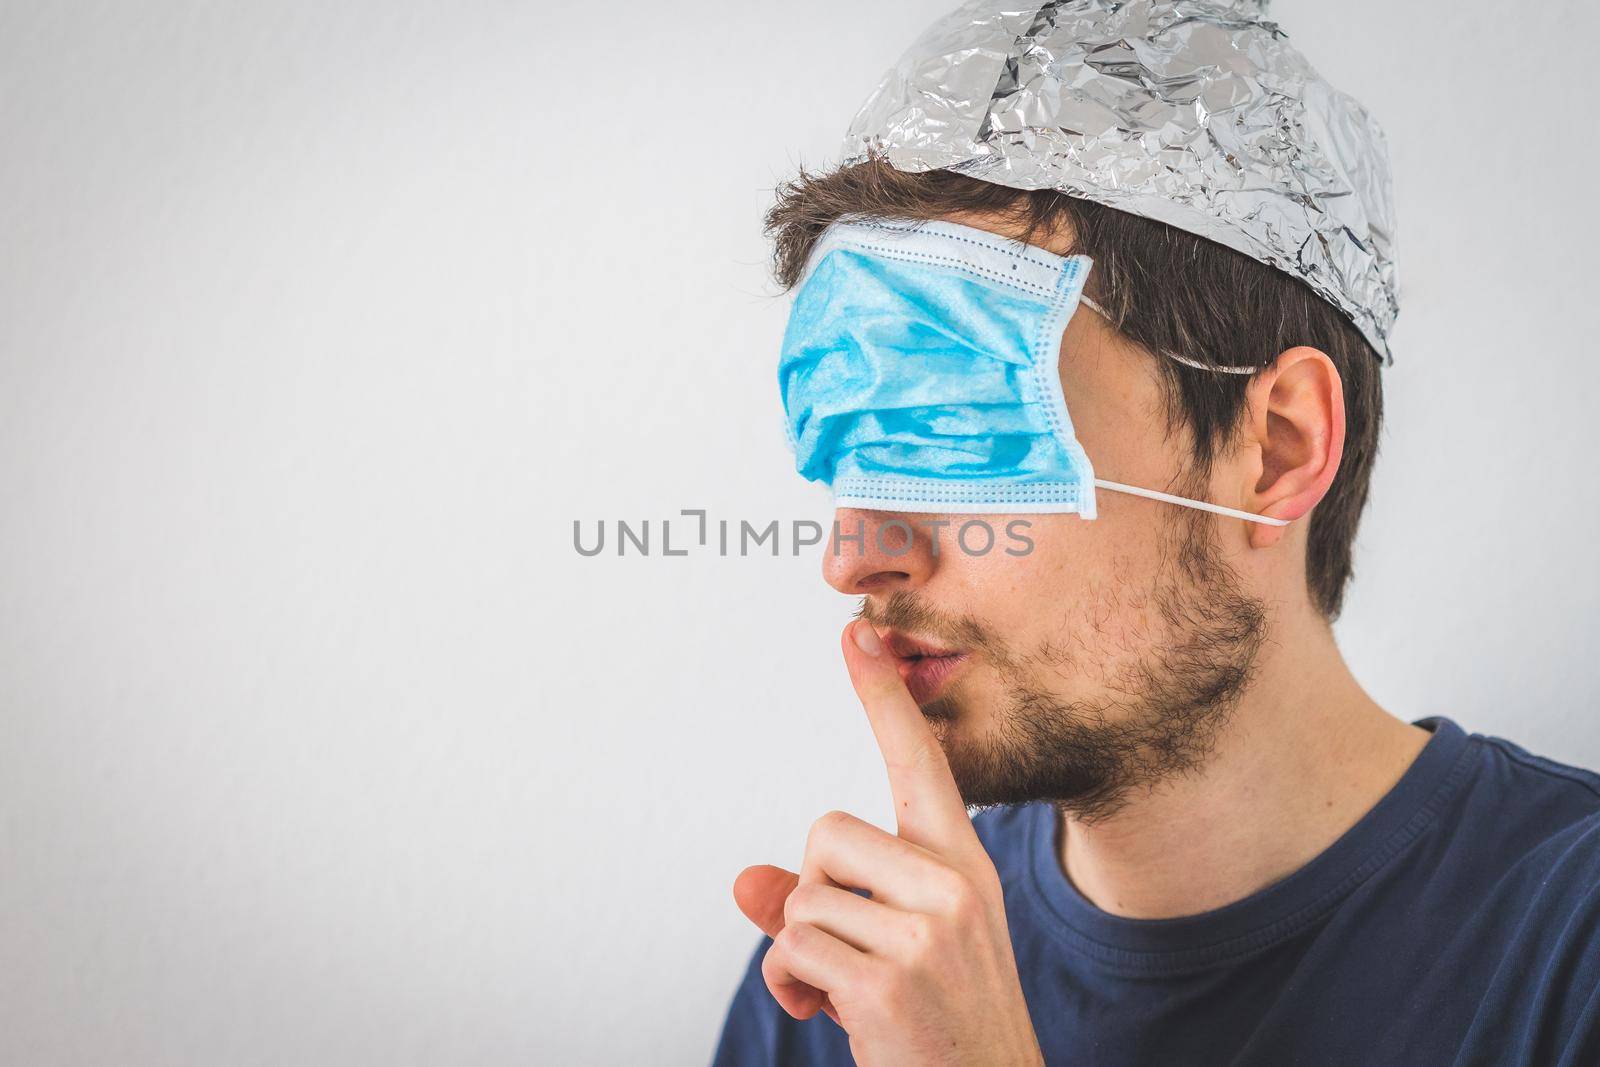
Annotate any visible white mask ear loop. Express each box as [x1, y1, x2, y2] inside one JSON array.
[[1074, 296, 1290, 527], [1079, 297, 1258, 375], [1092, 478, 1289, 526]]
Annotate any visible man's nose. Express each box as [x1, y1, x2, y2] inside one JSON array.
[[822, 508, 942, 595]]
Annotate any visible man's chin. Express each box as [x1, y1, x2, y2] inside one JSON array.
[[924, 692, 1126, 813]]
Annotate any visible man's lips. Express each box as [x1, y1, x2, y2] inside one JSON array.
[[879, 629, 970, 704]]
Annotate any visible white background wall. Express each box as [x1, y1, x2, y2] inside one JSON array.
[[2, 2, 1596, 1063]]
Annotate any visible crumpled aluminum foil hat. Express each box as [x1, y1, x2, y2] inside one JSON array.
[[840, 0, 1398, 363]]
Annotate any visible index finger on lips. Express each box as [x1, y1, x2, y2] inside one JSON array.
[[842, 619, 980, 853]]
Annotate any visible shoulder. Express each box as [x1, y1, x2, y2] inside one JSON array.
[[1469, 727, 1600, 804], [1402, 722, 1600, 919], [1452, 724, 1600, 863], [1442, 754, 1600, 1065], [1438, 724, 1600, 960]]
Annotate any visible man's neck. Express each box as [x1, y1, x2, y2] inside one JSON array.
[[1058, 606, 1432, 919]]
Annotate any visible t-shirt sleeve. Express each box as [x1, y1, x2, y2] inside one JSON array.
[[1548, 979, 1600, 1067], [712, 936, 781, 1066], [1463, 813, 1600, 1066], [1525, 858, 1600, 1067]]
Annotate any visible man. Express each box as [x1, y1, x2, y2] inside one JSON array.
[[715, 2, 1600, 1064]]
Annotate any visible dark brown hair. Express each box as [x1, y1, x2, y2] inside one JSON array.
[[764, 156, 1383, 620]]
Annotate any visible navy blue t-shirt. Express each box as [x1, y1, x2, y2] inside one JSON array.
[[714, 718, 1600, 1065]]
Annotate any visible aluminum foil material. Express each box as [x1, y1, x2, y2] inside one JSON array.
[[839, 0, 1398, 363]]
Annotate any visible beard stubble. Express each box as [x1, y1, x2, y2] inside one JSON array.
[[860, 509, 1267, 822]]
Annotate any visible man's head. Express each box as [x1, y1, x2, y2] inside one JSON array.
[[768, 160, 1383, 819]]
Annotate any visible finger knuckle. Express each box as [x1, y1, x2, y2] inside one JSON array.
[[936, 872, 979, 917], [901, 913, 940, 961], [783, 883, 819, 926], [774, 921, 811, 956], [807, 809, 852, 849], [761, 944, 799, 1001], [888, 742, 937, 773], [889, 741, 948, 780]]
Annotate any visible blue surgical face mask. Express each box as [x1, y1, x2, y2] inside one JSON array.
[[778, 218, 1286, 527]]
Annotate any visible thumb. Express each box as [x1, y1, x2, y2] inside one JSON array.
[[733, 864, 799, 938], [733, 863, 839, 1025]]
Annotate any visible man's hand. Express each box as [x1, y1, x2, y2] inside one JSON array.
[[732, 620, 1045, 1066]]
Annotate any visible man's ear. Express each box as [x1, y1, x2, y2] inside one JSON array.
[[1242, 346, 1345, 549]]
